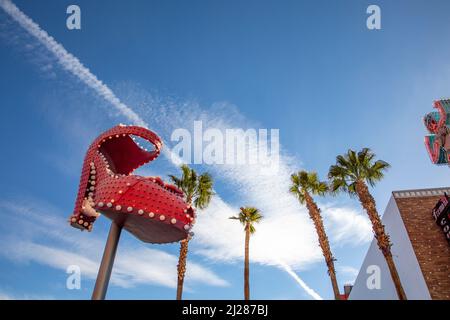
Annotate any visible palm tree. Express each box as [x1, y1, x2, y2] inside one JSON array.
[[289, 170, 341, 300], [328, 148, 407, 300], [229, 207, 263, 300], [169, 164, 214, 300]]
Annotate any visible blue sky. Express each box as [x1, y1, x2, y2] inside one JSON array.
[[1, 0, 450, 300]]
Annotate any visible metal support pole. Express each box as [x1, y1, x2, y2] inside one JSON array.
[[91, 220, 123, 300]]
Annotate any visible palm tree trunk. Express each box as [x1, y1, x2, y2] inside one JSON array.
[[176, 197, 192, 301], [327, 262, 340, 300], [355, 180, 407, 300], [304, 192, 340, 300], [244, 224, 250, 300], [176, 238, 189, 300]]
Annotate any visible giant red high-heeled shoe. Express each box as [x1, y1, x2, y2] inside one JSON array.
[[69, 124, 195, 243]]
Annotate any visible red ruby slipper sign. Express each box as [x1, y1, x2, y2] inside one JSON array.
[[68, 124, 194, 299]]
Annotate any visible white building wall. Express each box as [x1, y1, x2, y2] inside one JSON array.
[[349, 196, 431, 300]]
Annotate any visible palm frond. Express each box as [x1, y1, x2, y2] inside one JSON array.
[[314, 180, 329, 196], [230, 207, 263, 233], [291, 170, 329, 200], [194, 172, 214, 209], [328, 148, 390, 194], [168, 174, 182, 188], [169, 165, 214, 209]]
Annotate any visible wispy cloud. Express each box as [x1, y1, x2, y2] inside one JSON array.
[[118, 87, 371, 299], [4, 240, 227, 290], [0, 289, 54, 300], [0, 291, 13, 300], [0, 199, 228, 292], [0, 1, 371, 300], [321, 205, 372, 246], [337, 265, 359, 285], [0, 0, 146, 127], [337, 265, 359, 277]]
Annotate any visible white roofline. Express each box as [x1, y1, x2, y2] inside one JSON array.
[[392, 187, 450, 198]]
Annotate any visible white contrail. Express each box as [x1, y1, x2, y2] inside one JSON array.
[[0, 0, 147, 127], [0, 0, 329, 299], [0, 0, 188, 165], [277, 261, 323, 300]]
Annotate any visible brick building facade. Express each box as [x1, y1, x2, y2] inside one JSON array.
[[394, 188, 450, 299], [349, 187, 450, 300]]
